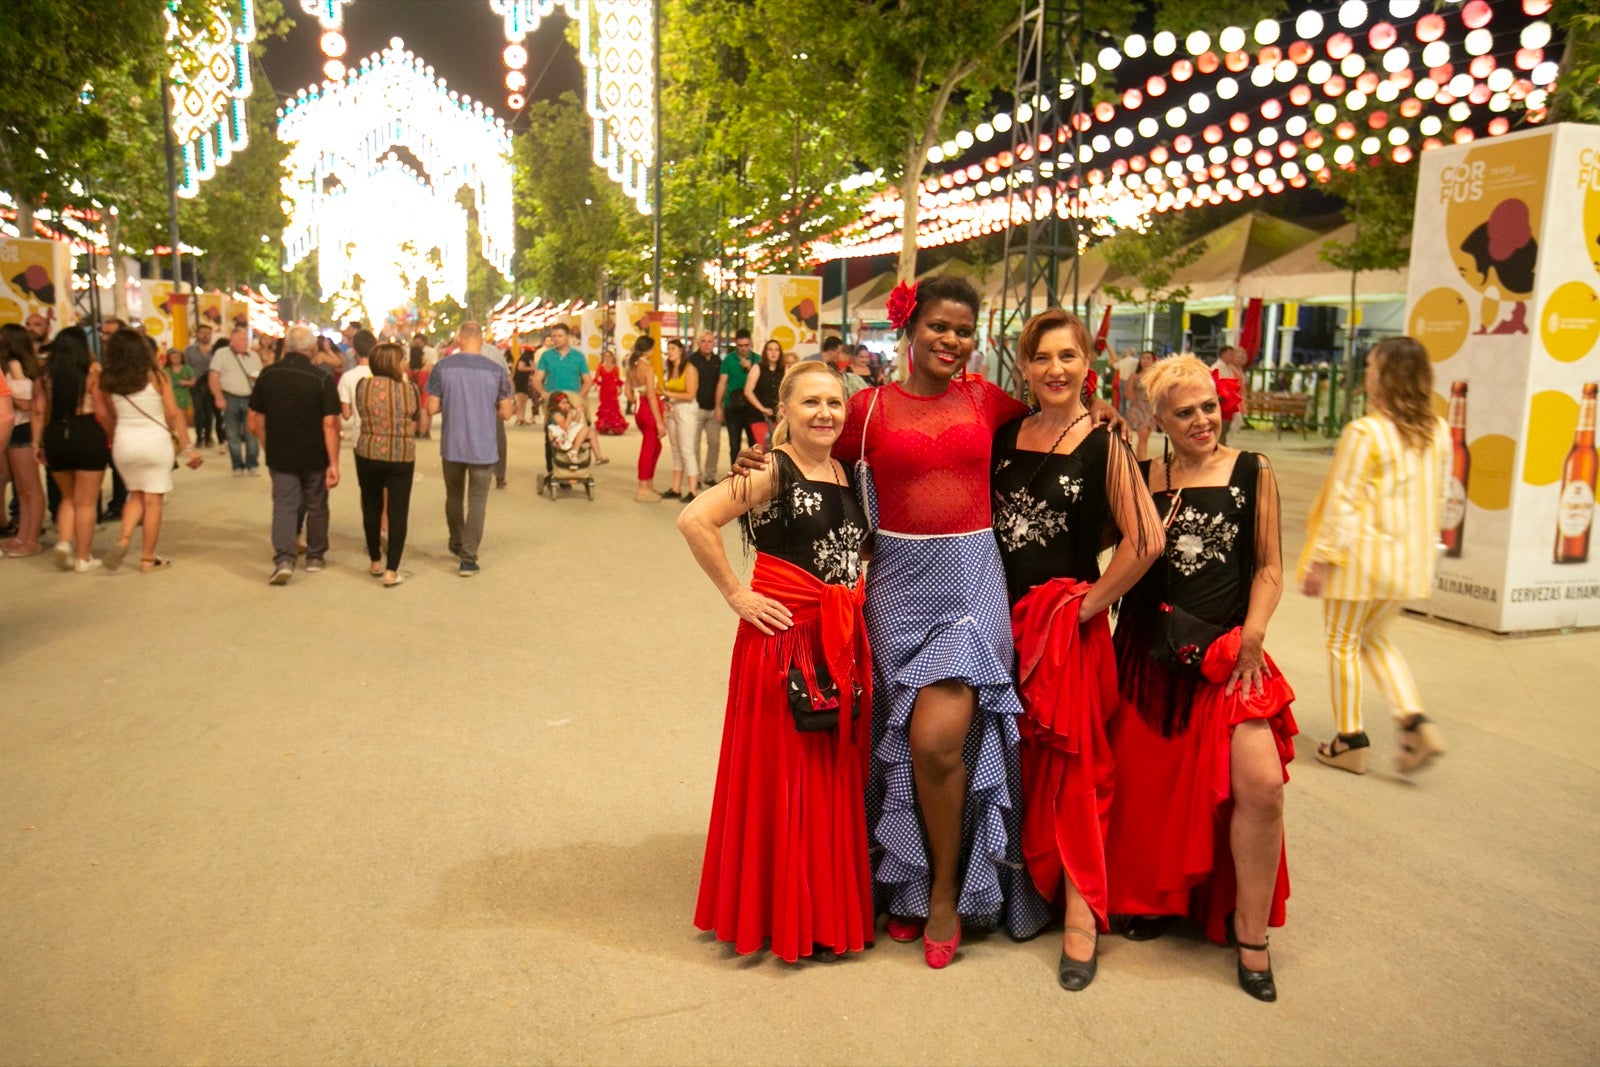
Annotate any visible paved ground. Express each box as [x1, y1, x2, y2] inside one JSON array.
[[3, 423, 1598, 1065]]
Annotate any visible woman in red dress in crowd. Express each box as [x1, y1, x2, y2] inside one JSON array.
[[679, 362, 873, 962], [1106, 355, 1296, 1002], [990, 309, 1163, 990], [590, 347, 629, 435], [625, 336, 666, 502]]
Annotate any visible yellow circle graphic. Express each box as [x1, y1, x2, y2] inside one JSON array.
[[1468, 433, 1515, 510], [1522, 390, 1580, 485], [770, 325, 797, 349], [1539, 281, 1600, 363], [1430, 391, 1448, 420], [1409, 287, 1471, 362], [143, 315, 166, 335]]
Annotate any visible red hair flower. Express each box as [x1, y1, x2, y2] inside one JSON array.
[[1081, 368, 1098, 402], [1212, 370, 1243, 421], [886, 279, 919, 331]]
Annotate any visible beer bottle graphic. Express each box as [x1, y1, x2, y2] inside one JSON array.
[[1441, 382, 1469, 558], [1554, 383, 1597, 565]]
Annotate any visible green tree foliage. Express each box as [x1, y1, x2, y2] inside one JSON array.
[[1549, 0, 1600, 124], [513, 92, 647, 302], [179, 68, 291, 289], [1102, 213, 1208, 349]]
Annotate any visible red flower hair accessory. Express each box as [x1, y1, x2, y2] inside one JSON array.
[[1081, 368, 1098, 401], [886, 279, 919, 331]]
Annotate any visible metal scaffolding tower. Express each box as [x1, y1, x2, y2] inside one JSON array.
[[992, 0, 1085, 397]]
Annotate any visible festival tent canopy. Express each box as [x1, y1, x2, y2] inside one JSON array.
[[1236, 221, 1410, 303], [1108, 210, 1325, 304]]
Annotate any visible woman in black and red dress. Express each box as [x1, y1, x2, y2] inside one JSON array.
[[1106, 355, 1296, 1002], [679, 362, 873, 963], [991, 309, 1163, 990]]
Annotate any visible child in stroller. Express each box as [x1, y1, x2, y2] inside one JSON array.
[[541, 391, 605, 499]]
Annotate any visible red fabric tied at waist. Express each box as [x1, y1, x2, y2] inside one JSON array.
[[750, 553, 872, 752], [1011, 577, 1117, 753]]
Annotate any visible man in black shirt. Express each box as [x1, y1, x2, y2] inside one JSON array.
[[689, 330, 722, 481], [248, 325, 342, 585]]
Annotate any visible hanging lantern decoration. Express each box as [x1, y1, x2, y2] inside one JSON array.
[[165, 0, 256, 198]]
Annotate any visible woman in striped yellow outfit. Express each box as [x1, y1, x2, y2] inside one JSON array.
[[1297, 336, 1448, 775]]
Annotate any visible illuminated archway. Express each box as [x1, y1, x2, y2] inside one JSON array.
[[276, 39, 514, 320]]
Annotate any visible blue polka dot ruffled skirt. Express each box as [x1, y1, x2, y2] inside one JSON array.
[[863, 528, 1051, 939]]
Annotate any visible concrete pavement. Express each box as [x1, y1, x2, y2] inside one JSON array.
[[2, 423, 1597, 1065]]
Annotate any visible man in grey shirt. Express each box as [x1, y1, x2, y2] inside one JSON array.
[[209, 327, 263, 475]]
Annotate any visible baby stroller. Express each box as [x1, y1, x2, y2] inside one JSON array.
[[540, 396, 596, 501]]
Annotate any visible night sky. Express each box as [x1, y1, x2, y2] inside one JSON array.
[[257, 0, 584, 127]]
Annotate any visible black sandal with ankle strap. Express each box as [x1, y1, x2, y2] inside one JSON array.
[[1226, 913, 1277, 1003]]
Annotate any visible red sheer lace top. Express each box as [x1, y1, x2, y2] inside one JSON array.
[[833, 379, 1028, 535]]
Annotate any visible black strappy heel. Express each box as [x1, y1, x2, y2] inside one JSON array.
[[1226, 913, 1277, 1003]]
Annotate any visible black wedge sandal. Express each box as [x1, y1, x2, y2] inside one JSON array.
[[1314, 730, 1371, 775]]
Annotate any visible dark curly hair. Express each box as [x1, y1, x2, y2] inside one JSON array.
[[903, 274, 980, 336], [98, 329, 159, 397]]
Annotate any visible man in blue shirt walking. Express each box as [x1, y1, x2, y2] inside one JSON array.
[[425, 322, 514, 576]]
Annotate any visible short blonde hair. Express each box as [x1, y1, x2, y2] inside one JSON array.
[[1143, 354, 1215, 414], [771, 362, 845, 447]]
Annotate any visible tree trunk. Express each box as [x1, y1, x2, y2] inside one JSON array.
[[15, 196, 35, 236], [896, 58, 979, 282], [107, 210, 129, 321]]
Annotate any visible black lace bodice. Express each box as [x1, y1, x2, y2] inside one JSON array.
[[741, 450, 868, 585], [990, 421, 1114, 603]]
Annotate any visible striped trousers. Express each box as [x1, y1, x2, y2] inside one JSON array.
[[1322, 598, 1425, 735]]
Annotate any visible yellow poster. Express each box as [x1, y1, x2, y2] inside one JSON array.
[[616, 300, 657, 376], [0, 237, 74, 335], [753, 274, 822, 358], [580, 306, 612, 368]]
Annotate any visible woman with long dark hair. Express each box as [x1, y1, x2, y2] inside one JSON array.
[[743, 339, 786, 446], [679, 362, 873, 962], [100, 330, 199, 571], [36, 328, 111, 571], [1106, 355, 1296, 1002], [625, 335, 666, 501], [991, 308, 1163, 989], [661, 338, 700, 502], [1299, 336, 1449, 774], [0, 323, 46, 556]]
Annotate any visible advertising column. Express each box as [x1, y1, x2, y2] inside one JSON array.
[[753, 275, 822, 359], [1405, 123, 1600, 631]]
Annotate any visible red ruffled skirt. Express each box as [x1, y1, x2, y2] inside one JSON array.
[[694, 555, 873, 962], [595, 376, 628, 434], [1106, 627, 1297, 944], [1012, 579, 1118, 930]]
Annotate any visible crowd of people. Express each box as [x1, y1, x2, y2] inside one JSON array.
[[3, 288, 1451, 998], [676, 276, 1452, 1002]]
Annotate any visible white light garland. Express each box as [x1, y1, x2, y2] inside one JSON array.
[[491, 0, 655, 214], [166, 0, 255, 198], [277, 40, 515, 319]]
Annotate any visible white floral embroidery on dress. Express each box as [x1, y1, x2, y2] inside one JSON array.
[[994, 486, 1070, 553], [792, 487, 823, 516], [812, 521, 866, 584], [1229, 485, 1246, 508], [1058, 474, 1083, 502], [1165, 505, 1239, 577]]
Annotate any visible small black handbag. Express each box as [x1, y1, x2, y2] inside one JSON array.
[[786, 662, 859, 732], [1153, 601, 1228, 670]]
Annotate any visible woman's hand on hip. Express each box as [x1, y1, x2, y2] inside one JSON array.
[[727, 587, 792, 634]]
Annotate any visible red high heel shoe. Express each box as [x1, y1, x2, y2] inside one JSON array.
[[923, 919, 961, 969], [885, 916, 924, 943]]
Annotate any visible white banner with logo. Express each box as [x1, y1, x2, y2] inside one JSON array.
[[1406, 122, 1600, 632]]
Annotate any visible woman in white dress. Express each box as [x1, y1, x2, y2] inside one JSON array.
[[100, 331, 200, 571]]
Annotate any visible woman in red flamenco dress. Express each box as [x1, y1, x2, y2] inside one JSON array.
[[590, 348, 629, 435], [990, 309, 1164, 991], [1106, 355, 1297, 1003], [678, 363, 873, 962]]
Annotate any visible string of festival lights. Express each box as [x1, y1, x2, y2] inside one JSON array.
[[807, 0, 1555, 262], [165, 0, 257, 198]]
